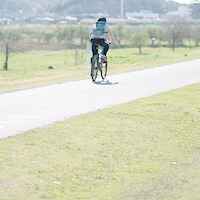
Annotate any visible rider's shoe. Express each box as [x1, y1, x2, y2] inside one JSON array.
[[102, 55, 107, 63]]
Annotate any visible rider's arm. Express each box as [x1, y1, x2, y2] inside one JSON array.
[[106, 25, 116, 45]]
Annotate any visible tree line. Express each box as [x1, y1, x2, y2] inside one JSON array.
[[0, 19, 200, 70]]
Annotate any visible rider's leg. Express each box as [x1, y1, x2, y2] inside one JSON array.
[[91, 43, 98, 65], [100, 41, 109, 62], [102, 44, 109, 56], [99, 40, 109, 56]]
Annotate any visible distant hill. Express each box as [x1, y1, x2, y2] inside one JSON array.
[[0, 0, 56, 14], [0, 0, 181, 17], [49, 0, 180, 17]]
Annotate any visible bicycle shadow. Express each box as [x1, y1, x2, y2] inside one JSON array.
[[92, 79, 119, 85]]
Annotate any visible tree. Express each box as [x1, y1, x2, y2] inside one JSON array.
[[78, 25, 90, 47], [128, 32, 149, 54], [0, 29, 22, 70], [183, 24, 194, 47], [65, 25, 76, 44], [162, 19, 185, 51], [44, 32, 54, 44], [54, 26, 67, 45], [113, 23, 126, 45], [147, 27, 158, 46], [190, 25, 200, 47]]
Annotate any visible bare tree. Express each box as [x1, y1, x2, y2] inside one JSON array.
[[162, 19, 185, 51], [0, 29, 22, 70], [191, 26, 200, 47]]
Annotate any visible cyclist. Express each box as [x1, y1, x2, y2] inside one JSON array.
[[89, 16, 115, 64]]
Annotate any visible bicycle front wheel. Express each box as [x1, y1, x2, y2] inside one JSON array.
[[100, 62, 107, 80]]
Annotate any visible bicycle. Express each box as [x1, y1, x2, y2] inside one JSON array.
[[91, 47, 108, 82]]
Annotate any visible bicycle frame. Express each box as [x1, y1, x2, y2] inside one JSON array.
[[98, 50, 103, 64]]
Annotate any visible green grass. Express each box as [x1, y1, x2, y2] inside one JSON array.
[[0, 83, 200, 200], [0, 46, 200, 93]]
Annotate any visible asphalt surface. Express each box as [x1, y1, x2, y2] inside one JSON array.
[[1, 59, 200, 139]]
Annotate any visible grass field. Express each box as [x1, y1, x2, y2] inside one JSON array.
[[1, 45, 200, 199], [0, 46, 200, 93], [0, 83, 200, 200]]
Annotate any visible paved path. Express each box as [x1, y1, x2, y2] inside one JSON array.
[[1, 59, 200, 139]]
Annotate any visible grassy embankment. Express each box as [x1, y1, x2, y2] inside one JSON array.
[[0, 82, 200, 200], [0, 46, 200, 93]]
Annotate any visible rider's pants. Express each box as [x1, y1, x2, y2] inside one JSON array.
[[91, 39, 109, 56]]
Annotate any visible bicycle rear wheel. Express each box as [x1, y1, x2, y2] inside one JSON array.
[[91, 58, 98, 81], [100, 62, 107, 80]]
